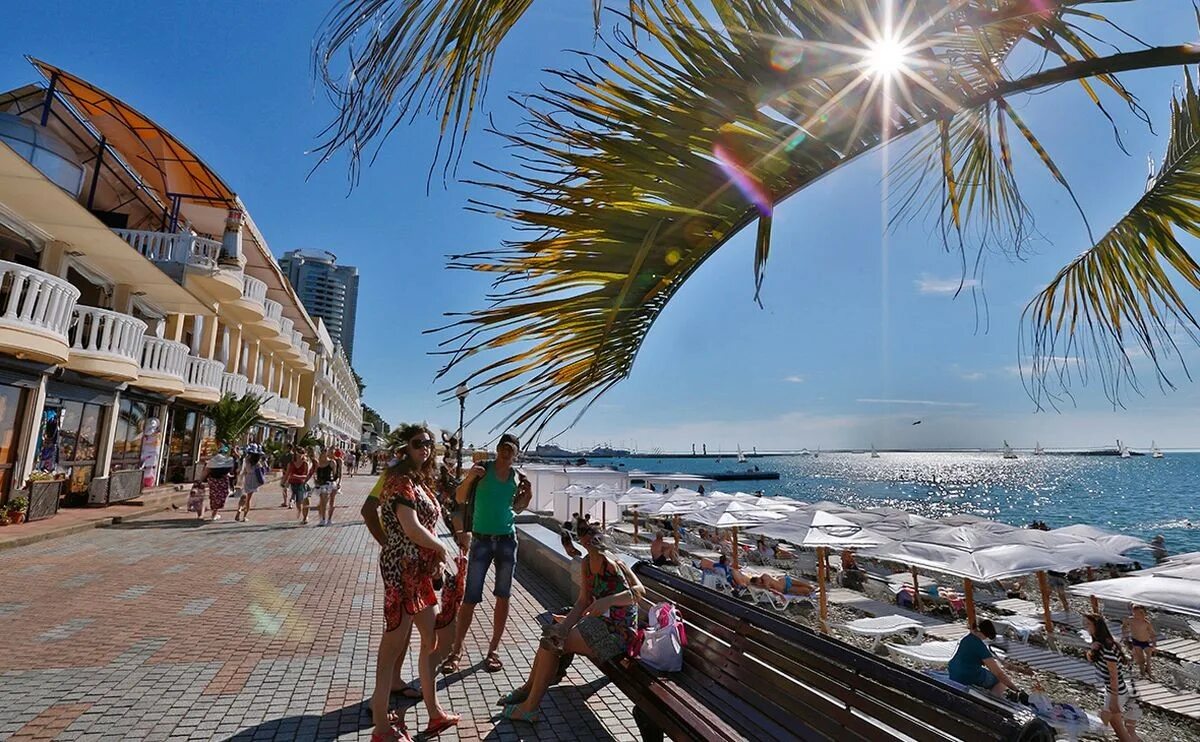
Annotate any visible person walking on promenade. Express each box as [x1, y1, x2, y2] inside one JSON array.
[[285, 447, 315, 524], [236, 446, 268, 522], [498, 521, 643, 722], [279, 444, 297, 508], [366, 424, 459, 741], [314, 448, 340, 526], [204, 445, 236, 521], [442, 433, 532, 675]]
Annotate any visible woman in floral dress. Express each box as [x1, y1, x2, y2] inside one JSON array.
[[498, 521, 644, 722], [368, 424, 459, 742]]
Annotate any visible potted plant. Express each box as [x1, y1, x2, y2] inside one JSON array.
[[5, 495, 27, 524], [0, 513, 9, 526]]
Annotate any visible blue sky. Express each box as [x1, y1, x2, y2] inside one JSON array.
[[6, 1, 1200, 451]]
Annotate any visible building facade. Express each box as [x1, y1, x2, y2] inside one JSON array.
[[0, 59, 362, 517], [277, 249, 359, 361]]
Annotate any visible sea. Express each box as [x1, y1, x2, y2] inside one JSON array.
[[588, 452, 1200, 555]]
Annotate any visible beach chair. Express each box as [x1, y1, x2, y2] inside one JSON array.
[[839, 615, 926, 652], [885, 640, 960, 667], [678, 563, 704, 583], [992, 615, 1046, 644], [747, 586, 811, 613]]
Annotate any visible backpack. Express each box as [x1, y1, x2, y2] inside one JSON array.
[[637, 601, 686, 673]]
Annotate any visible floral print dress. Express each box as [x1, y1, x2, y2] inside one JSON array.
[[378, 471, 443, 631]]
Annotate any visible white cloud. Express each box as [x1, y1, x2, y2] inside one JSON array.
[[783, 375, 806, 383], [915, 275, 979, 295], [959, 371, 985, 381], [856, 398, 977, 408]]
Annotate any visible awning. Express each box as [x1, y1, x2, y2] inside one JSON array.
[[30, 58, 235, 207]]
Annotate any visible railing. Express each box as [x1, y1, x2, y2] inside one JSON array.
[[247, 382, 267, 401], [278, 316, 294, 341], [112, 229, 223, 269], [68, 306, 147, 363], [220, 372, 248, 398], [140, 337, 188, 379], [291, 329, 303, 350], [184, 356, 223, 391], [263, 299, 282, 325], [0, 260, 80, 341], [241, 275, 267, 306]]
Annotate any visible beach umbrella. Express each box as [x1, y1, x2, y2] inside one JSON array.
[[799, 510, 889, 633], [577, 486, 621, 527], [1069, 574, 1200, 619], [691, 501, 785, 569], [618, 487, 662, 541], [645, 495, 705, 549], [1146, 562, 1200, 579], [1167, 552, 1200, 565], [1051, 524, 1150, 554]]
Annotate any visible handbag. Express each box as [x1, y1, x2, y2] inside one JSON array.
[[638, 601, 686, 673]]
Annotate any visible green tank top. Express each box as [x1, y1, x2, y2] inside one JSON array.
[[472, 462, 517, 536]]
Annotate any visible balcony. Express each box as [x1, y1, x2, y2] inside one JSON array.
[[132, 337, 188, 395], [0, 259, 80, 364], [113, 229, 243, 302], [65, 306, 147, 382], [220, 372, 248, 398], [299, 347, 315, 371], [180, 355, 224, 404], [224, 274, 267, 323], [247, 298, 282, 340], [263, 315, 293, 351]]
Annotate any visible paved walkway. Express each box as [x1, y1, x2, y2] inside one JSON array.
[[0, 476, 637, 741]]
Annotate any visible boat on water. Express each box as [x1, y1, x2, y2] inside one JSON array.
[[1034, 442, 1045, 456], [1152, 441, 1164, 459], [1118, 439, 1131, 459], [870, 444, 880, 459], [814, 446, 820, 459], [705, 469, 781, 481], [1002, 441, 1018, 459], [737, 446, 747, 464]]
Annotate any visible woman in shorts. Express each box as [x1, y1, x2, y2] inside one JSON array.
[[1086, 613, 1143, 741]]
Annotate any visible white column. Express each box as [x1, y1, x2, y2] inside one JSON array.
[[15, 375, 48, 483], [95, 390, 121, 479], [190, 315, 204, 356]]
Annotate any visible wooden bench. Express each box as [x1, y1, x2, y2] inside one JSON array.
[[597, 564, 1054, 742]]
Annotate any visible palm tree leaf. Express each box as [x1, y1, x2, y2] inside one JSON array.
[[1025, 68, 1200, 405], [207, 393, 266, 446]]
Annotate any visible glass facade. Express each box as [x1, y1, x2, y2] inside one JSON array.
[[38, 399, 107, 495], [0, 383, 27, 504]]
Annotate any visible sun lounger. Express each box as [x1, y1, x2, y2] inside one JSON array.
[[747, 586, 812, 613], [840, 615, 927, 651], [993, 615, 1045, 644], [986, 597, 1043, 616], [885, 640, 959, 666], [999, 643, 1097, 686]]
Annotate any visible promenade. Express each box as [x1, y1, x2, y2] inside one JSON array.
[[0, 476, 637, 741]]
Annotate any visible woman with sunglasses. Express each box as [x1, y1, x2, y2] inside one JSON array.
[[367, 424, 459, 741]]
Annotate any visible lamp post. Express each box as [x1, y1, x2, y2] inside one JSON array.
[[455, 382, 469, 477]]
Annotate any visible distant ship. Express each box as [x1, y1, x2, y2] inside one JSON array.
[[1034, 442, 1045, 456], [1152, 441, 1164, 459], [870, 444, 880, 459], [1002, 441, 1018, 460], [1118, 439, 1131, 459], [737, 446, 747, 464]]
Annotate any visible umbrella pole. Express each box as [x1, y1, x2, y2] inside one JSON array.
[[602, 501, 606, 528], [732, 527, 740, 571], [963, 579, 976, 629], [911, 566, 922, 612], [1037, 571, 1053, 635], [673, 515, 680, 550], [1086, 567, 1100, 613], [632, 508, 639, 543], [817, 546, 828, 633]]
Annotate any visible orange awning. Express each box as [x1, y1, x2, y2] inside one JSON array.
[[30, 57, 236, 206]]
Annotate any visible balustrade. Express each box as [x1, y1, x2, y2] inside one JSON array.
[[0, 259, 80, 341]]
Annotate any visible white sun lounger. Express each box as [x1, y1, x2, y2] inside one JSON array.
[[993, 615, 1046, 644], [840, 615, 926, 651], [748, 586, 812, 613], [886, 640, 959, 667]]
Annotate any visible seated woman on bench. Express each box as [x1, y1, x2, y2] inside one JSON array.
[[649, 531, 680, 565], [749, 573, 813, 596], [499, 522, 644, 723]]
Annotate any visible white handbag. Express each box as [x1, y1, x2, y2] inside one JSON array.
[[638, 601, 686, 673]]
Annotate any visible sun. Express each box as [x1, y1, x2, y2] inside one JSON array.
[[865, 36, 912, 78]]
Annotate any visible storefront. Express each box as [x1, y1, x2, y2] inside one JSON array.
[[100, 390, 168, 501], [0, 371, 36, 507], [36, 378, 118, 506], [163, 402, 214, 484]]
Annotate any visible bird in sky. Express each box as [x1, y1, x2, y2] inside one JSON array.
[[912, 420, 922, 426]]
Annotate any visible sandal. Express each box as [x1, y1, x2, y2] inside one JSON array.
[[421, 712, 461, 737], [496, 688, 529, 707], [485, 651, 503, 672], [393, 685, 422, 700], [439, 651, 461, 675], [371, 723, 412, 742], [502, 704, 539, 724]]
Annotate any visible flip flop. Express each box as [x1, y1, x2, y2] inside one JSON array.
[[439, 652, 461, 675], [421, 712, 460, 737], [485, 651, 503, 672], [496, 688, 529, 707], [501, 705, 539, 724]]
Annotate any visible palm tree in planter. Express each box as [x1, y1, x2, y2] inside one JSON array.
[[207, 393, 266, 450]]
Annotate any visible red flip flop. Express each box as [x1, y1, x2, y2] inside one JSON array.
[[422, 713, 461, 737]]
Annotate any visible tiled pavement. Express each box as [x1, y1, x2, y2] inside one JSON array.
[[0, 477, 638, 741]]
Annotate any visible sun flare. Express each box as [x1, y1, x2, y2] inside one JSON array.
[[865, 36, 912, 78]]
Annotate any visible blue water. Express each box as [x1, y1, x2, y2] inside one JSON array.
[[590, 452, 1200, 554]]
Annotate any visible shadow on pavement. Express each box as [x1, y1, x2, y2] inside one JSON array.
[[221, 700, 372, 742]]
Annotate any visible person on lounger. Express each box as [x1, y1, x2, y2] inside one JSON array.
[[650, 531, 679, 566], [947, 620, 1024, 699], [749, 573, 813, 596]]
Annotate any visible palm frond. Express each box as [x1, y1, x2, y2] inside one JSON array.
[[207, 393, 265, 446], [1024, 68, 1200, 406]]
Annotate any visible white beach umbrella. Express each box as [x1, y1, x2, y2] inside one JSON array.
[[800, 510, 891, 550], [862, 541, 1063, 583], [690, 500, 785, 570], [1166, 552, 1200, 565], [1051, 524, 1150, 554], [617, 487, 664, 541], [1069, 574, 1200, 618]]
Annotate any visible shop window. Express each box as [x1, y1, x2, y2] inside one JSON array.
[[112, 398, 159, 472], [38, 399, 108, 496], [0, 384, 27, 504], [166, 410, 197, 483]]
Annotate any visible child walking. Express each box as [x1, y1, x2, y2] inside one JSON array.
[[187, 481, 207, 520], [236, 448, 269, 522]]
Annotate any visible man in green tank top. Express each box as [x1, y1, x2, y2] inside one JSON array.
[[443, 433, 531, 674]]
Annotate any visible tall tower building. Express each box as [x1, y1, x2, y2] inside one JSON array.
[[278, 249, 359, 360]]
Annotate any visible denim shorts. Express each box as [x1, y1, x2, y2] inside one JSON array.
[[289, 482, 309, 502], [465, 534, 517, 604]]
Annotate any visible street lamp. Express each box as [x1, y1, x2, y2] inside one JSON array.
[[455, 382, 469, 477]]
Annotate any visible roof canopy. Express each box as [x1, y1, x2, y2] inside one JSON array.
[[31, 58, 235, 207]]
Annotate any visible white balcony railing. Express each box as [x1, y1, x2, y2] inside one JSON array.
[[248, 382, 266, 400], [68, 306, 147, 364], [220, 372, 248, 398], [112, 229, 223, 269], [184, 356, 223, 391], [291, 329, 303, 350], [278, 316, 294, 340], [0, 260, 80, 341], [241, 275, 267, 306], [140, 337, 188, 379], [263, 299, 282, 325]]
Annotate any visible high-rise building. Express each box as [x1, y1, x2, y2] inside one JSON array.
[[277, 250, 359, 360]]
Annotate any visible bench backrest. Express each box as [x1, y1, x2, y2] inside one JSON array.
[[636, 564, 1050, 742]]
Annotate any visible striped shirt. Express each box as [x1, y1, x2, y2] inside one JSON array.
[[1090, 642, 1129, 695]]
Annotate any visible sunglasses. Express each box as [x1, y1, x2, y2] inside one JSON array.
[[409, 439, 435, 450]]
